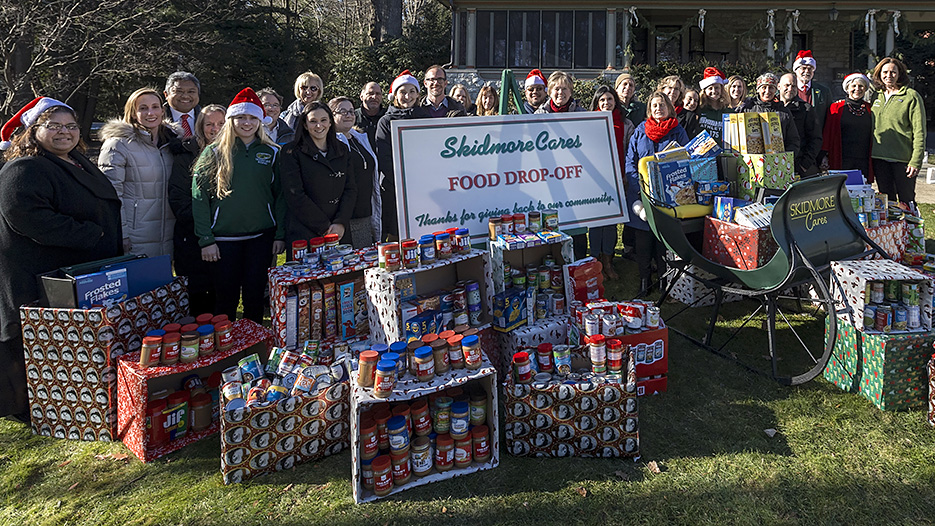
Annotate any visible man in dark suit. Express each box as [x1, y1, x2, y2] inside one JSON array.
[[792, 50, 831, 134], [164, 71, 202, 138], [779, 73, 822, 177]]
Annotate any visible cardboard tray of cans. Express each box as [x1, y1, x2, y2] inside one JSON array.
[[503, 346, 639, 458], [116, 319, 271, 462], [365, 249, 495, 344], [21, 277, 188, 442], [268, 248, 377, 349], [349, 356, 499, 503], [831, 260, 934, 334], [220, 374, 350, 484]]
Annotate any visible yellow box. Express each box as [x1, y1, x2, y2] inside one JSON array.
[[738, 113, 765, 155], [760, 112, 784, 154]]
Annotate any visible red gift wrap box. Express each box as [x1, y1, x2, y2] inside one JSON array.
[[117, 319, 272, 462], [618, 324, 668, 393], [702, 216, 778, 270]]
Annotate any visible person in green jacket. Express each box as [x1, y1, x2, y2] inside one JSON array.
[[870, 57, 928, 206], [192, 87, 286, 322]]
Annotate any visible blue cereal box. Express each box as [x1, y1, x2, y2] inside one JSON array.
[[685, 130, 723, 158], [75, 268, 128, 308], [493, 289, 527, 332], [714, 196, 751, 223], [688, 157, 718, 182], [652, 160, 696, 206]]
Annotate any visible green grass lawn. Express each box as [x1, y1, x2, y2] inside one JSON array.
[[6, 211, 935, 525]]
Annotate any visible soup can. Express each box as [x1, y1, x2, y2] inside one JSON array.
[[870, 282, 884, 304], [645, 306, 660, 330], [863, 305, 877, 330], [902, 282, 919, 306], [550, 292, 565, 316], [874, 305, 892, 333], [601, 313, 618, 337], [908, 305, 921, 329], [535, 296, 549, 320], [893, 305, 908, 331]]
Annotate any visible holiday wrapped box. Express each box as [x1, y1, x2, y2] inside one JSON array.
[[736, 153, 796, 201], [830, 259, 933, 333], [702, 216, 779, 270], [220, 377, 349, 484], [823, 317, 930, 411], [489, 232, 573, 295], [268, 250, 377, 349], [117, 319, 271, 462], [669, 264, 743, 307], [365, 249, 493, 344], [21, 277, 188, 442], [493, 315, 570, 380], [864, 219, 906, 261], [504, 347, 639, 458]]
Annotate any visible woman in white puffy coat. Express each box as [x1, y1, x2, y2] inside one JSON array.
[[98, 88, 177, 258]]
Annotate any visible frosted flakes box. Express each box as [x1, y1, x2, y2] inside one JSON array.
[[652, 161, 696, 207]]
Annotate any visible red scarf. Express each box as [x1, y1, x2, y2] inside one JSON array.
[[674, 104, 684, 115], [644, 117, 679, 143], [549, 99, 571, 113]]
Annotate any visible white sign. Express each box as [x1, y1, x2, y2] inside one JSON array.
[[392, 112, 628, 241]]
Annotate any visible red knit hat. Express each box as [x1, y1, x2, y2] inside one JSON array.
[[0, 97, 73, 150], [226, 87, 272, 125], [525, 69, 547, 89], [391, 70, 420, 95], [699, 67, 727, 89], [793, 50, 817, 71]]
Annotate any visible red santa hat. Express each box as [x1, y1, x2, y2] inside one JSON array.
[[793, 50, 817, 71], [391, 70, 420, 95], [698, 67, 727, 89], [842, 72, 871, 91], [525, 69, 547, 89], [226, 87, 272, 125], [0, 97, 73, 150]]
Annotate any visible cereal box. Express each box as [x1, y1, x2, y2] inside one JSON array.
[[696, 181, 731, 205], [685, 130, 722, 158], [734, 202, 772, 229], [738, 113, 765, 155], [652, 161, 696, 206], [760, 112, 784, 154]]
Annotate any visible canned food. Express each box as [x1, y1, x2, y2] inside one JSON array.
[[550, 266, 563, 291], [875, 305, 892, 333], [868, 211, 880, 228], [238, 354, 264, 384], [291, 366, 318, 396], [278, 350, 300, 376], [583, 314, 601, 337], [221, 365, 242, 384], [884, 280, 899, 302], [512, 269, 525, 289], [543, 209, 559, 230], [902, 282, 919, 306], [536, 296, 549, 320], [893, 306, 908, 331], [221, 381, 243, 402], [601, 313, 618, 337], [645, 306, 660, 330], [465, 281, 481, 306], [453, 311, 469, 326], [870, 281, 884, 304], [503, 261, 512, 286], [908, 305, 921, 329], [550, 292, 565, 316], [265, 385, 289, 403], [538, 266, 551, 291], [452, 288, 467, 311], [863, 305, 877, 330]]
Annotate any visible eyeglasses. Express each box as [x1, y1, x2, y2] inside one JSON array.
[[42, 123, 80, 131], [526, 86, 545, 92], [424, 78, 446, 83], [263, 103, 281, 109], [334, 109, 354, 116], [299, 85, 321, 92]]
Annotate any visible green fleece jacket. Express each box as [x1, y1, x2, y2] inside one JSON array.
[[871, 86, 927, 169], [192, 138, 286, 247]]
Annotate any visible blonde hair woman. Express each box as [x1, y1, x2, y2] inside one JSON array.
[[281, 71, 324, 130], [535, 71, 586, 113], [98, 88, 177, 257], [726, 75, 748, 110], [191, 88, 286, 322]]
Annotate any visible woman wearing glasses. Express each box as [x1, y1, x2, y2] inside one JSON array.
[[99, 88, 178, 258], [257, 88, 295, 146], [0, 98, 122, 422], [281, 72, 324, 131]]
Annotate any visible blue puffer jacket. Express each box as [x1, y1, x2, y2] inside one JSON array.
[[624, 121, 689, 231]]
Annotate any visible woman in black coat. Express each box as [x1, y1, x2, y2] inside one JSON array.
[[0, 99, 122, 421], [168, 104, 225, 314], [281, 101, 357, 255]]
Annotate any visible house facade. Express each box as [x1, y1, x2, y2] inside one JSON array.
[[443, 1, 935, 97]]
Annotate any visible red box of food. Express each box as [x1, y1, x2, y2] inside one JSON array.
[[702, 216, 778, 270], [116, 319, 272, 462], [637, 375, 668, 395], [616, 324, 668, 379]]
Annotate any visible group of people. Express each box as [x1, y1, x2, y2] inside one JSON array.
[[0, 53, 927, 421]]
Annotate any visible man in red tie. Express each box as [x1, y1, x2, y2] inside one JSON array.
[[163, 71, 202, 138], [792, 50, 830, 134]]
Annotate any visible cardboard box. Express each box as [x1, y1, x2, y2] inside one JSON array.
[[703, 216, 779, 270], [637, 376, 668, 396], [488, 232, 573, 295], [736, 153, 796, 201], [618, 322, 669, 379], [831, 259, 933, 333], [221, 377, 349, 484], [493, 289, 527, 333], [823, 317, 929, 411], [563, 258, 604, 303], [40, 255, 174, 309], [503, 347, 639, 458], [759, 112, 784, 153], [685, 130, 722, 158], [652, 160, 696, 206], [734, 202, 772, 229], [21, 277, 188, 442], [117, 319, 272, 462], [696, 181, 731, 206]]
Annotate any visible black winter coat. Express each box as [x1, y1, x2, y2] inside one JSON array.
[[375, 105, 429, 238], [167, 137, 211, 277], [281, 140, 358, 247], [0, 151, 122, 341], [783, 97, 822, 176]]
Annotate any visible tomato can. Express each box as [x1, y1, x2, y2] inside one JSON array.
[[550, 265, 563, 290], [874, 305, 892, 332]]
